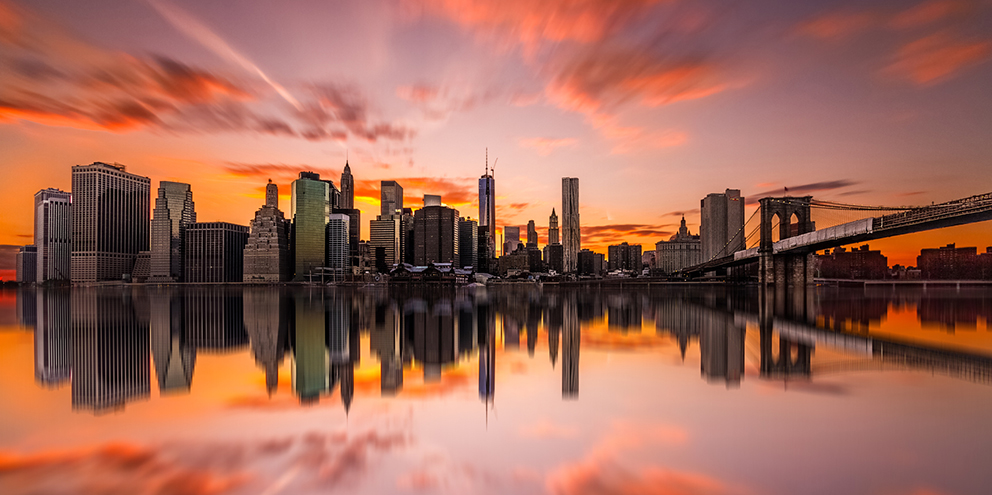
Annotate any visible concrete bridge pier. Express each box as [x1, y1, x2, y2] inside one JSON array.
[[759, 251, 815, 287]]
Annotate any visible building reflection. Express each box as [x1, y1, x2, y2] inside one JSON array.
[[15, 282, 992, 416], [71, 288, 151, 413]]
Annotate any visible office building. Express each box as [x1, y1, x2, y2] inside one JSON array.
[[656, 216, 701, 273], [548, 209, 559, 245], [544, 243, 564, 273], [607, 242, 642, 272], [424, 194, 442, 207], [400, 208, 415, 264], [700, 189, 744, 262], [333, 207, 361, 271], [340, 160, 354, 209], [479, 158, 496, 268], [578, 249, 603, 276], [562, 177, 580, 273], [16, 245, 37, 283], [370, 215, 401, 269], [380, 180, 404, 217], [34, 188, 72, 282], [414, 201, 460, 265], [71, 162, 151, 282], [459, 217, 478, 270], [244, 180, 292, 282], [527, 220, 538, 248], [503, 226, 521, 255], [292, 172, 330, 281], [183, 222, 249, 283], [149, 182, 195, 282], [918, 243, 982, 280], [326, 213, 350, 277], [817, 245, 888, 279]]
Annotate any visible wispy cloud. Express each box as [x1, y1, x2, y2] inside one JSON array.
[[519, 137, 576, 156]]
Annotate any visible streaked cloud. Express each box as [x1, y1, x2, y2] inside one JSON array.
[[883, 31, 991, 85]]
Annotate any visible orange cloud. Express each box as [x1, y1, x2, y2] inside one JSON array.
[[884, 31, 992, 85], [795, 10, 878, 41], [890, 0, 975, 30]]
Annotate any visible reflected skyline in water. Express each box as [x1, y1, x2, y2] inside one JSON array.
[[9, 285, 992, 414]]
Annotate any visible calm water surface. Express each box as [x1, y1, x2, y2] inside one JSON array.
[[1, 285, 991, 495]]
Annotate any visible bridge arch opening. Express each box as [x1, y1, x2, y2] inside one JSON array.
[[770, 212, 783, 243]]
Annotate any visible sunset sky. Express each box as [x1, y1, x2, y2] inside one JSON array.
[[2, 0, 991, 278]]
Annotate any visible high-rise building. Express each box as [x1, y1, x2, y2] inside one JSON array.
[[400, 208, 415, 264], [183, 222, 249, 283], [656, 216, 701, 273], [292, 172, 330, 281], [548, 208, 559, 245], [333, 207, 361, 271], [562, 178, 580, 273], [16, 245, 37, 283], [340, 160, 354, 209], [380, 180, 404, 217], [370, 215, 401, 269], [244, 180, 292, 282], [700, 189, 744, 262], [479, 155, 496, 266], [543, 243, 564, 273], [459, 217, 478, 270], [34, 189, 72, 282], [607, 242, 642, 272], [149, 182, 195, 282], [503, 226, 521, 255], [424, 194, 442, 207], [326, 213, 350, 277], [71, 162, 151, 282], [414, 202, 460, 265], [527, 220, 538, 248]]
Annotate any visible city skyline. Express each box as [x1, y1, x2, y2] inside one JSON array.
[[2, 0, 992, 278]]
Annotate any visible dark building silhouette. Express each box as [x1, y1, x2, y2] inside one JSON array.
[[459, 217, 479, 270], [608, 242, 642, 272], [544, 243, 564, 274], [918, 244, 987, 280], [817, 245, 888, 279], [577, 249, 603, 276], [184, 222, 249, 283], [333, 207, 362, 272], [340, 160, 354, 209], [414, 204, 460, 266]]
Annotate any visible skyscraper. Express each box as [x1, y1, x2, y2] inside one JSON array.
[[380, 180, 404, 217], [562, 177, 580, 273], [700, 189, 745, 262], [326, 213, 350, 277], [479, 153, 496, 267], [459, 217, 478, 270], [16, 245, 37, 283], [150, 182, 195, 282], [527, 220, 538, 248], [370, 215, 401, 268], [34, 189, 72, 282], [503, 226, 520, 255], [71, 162, 151, 282], [244, 180, 292, 281], [340, 160, 354, 209], [333, 207, 361, 271], [292, 172, 330, 281], [414, 202, 460, 265], [183, 222, 249, 283], [548, 208, 559, 245]]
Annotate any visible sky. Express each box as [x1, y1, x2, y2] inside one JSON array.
[[1, 0, 991, 278]]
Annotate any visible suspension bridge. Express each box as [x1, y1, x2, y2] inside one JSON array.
[[680, 191, 992, 285]]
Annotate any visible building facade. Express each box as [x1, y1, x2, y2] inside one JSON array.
[[370, 215, 401, 268], [34, 188, 72, 282], [183, 222, 249, 283], [244, 181, 292, 282], [149, 181, 195, 282], [459, 217, 478, 270], [333, 207, 361, 272], [16, 245, 37, 283], [380, 180, 404, 217], [340, 160, 354, 209], [71, 162, 151, 282], [326, 213, 350, 276], [816, 245, 888, 279], [656, 216, 701, 273], [548, 208, 559, 245], [700, 189, 744, 262], [414, 204, 460, 265], [292, 172, 330, 281], [562, 178, 580, 273], [479, 166, 496, 265], [503, 226, 521, 255], [544, 243, 564, 274], [607, 242, 642, 272]]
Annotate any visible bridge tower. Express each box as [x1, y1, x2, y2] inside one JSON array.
[[759, 196, 816, 286]]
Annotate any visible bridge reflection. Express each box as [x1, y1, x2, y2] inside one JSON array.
[[10, 284, 992, 414]]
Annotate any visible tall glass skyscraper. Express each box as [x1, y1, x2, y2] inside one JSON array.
[[479, 158, 496, 264], [292, 172, 330, 281], [71, 162, 151, 282], [562, 177, 580, 273], [150, 181, 195, 282], [380, 180, 403, 217], [34, 188, 72, 282]]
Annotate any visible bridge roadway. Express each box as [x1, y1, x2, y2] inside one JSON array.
[[683, 191, 992, 276]]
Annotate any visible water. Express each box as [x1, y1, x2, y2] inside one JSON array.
[[1, 284, 991, 495]]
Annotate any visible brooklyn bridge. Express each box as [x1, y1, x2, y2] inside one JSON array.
[[680, 191, 992, 286]]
